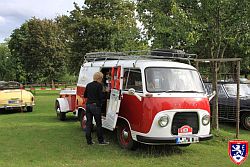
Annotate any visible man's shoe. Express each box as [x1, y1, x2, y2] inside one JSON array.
[[99, 141, 109, 145]]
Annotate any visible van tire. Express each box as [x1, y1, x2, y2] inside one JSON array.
[[117, 122, 137, 150], [241, 113, 250, 130]]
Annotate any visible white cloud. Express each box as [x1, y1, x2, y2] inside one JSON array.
[[0, 0, 84, 42], [0, 16, 6, 25]]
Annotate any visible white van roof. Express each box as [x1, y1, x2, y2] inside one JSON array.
[[83, 59, 197, 70]]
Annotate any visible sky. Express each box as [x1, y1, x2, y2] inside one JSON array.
[[0, 0, 84, 43]]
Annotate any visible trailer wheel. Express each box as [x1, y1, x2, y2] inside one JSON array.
[[241, 113, 250, 130], [55, 101, 66, 121], [117, 122, 137, 150]]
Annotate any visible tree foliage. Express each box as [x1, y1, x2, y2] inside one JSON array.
[[137, 0, 250, 65], [137, 0, 250, 130], [0, 41, 17, 81], [5, 0, 249, 83], [137, 0, 199, 49], [8, 18, 67, 83], [57, 0, 147, 73]]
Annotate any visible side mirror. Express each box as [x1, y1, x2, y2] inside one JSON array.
[[128, 88, 142, 101], [208, 91, 216, 101], [128, 88, 135, 95]]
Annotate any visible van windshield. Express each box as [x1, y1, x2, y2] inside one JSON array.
[[145, 67, 205, 93]]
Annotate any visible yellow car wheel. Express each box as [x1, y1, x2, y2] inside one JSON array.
[[27, 106, 33, 112]]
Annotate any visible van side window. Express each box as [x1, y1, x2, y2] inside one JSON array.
[[123, 69, 142, 92]]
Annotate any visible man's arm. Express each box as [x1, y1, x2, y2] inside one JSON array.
[[98, 83, 103, 105], [84, 85, 88, 98]]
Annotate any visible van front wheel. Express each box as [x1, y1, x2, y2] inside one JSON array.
[[117, 122, 137, 150]]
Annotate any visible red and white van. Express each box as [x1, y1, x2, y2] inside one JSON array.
[[55, 50, 213, 149]]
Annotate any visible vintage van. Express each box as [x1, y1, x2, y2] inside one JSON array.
[[55, 50, 213, 150]]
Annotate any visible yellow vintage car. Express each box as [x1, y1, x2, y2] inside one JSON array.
[[0, 81, 35, 112]]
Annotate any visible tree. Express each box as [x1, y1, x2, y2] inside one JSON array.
[[0, 42, 9, 80], [0, 41, 17, 81], [58, 0, 147, 74], [137, 0, 250, 130], [137, 0, 199, 50], [137, 0, 250, 60], [8, 17, 67, 83]]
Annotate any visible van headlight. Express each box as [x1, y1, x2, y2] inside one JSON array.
[[158, 116, 169, 127], [202, 115, 210, 126]]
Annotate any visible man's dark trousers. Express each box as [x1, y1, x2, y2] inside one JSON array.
[[85, 104, 104, 144]]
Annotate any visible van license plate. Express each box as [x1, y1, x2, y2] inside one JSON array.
[[176, 137, 199, 144]]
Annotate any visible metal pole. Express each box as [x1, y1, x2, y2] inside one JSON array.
[[20, 84, 23, 113], [195, 61, 199, 71], [212, 62, 219, 130], [236, 60, 240, 138], [214, 62, 219, 130]]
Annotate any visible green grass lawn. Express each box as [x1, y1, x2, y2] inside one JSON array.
[[0, 90, 249, 167]]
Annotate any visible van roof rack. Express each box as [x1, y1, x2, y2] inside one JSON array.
[[84, 49, 197, 65]]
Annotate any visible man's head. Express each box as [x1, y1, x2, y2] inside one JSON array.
[[93, 72, 104, 83]]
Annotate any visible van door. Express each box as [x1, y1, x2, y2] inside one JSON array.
[[77, 66, 100, 86], [103, 66, 123, 131]]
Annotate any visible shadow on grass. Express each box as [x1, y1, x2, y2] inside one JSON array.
[[54, 115, 78, 122], [102, 129, 185, 157], [0, 109, 27, 115], [137, 144, 184, 157], [0, 110, 78, 125], [29, 114, 78, 124], [219, 122, 250, 135]]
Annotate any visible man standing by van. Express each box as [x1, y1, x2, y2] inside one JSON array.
[[84, 72, 109, 145]]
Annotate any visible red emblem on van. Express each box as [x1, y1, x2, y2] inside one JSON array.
[[178, 125, 193, 135]]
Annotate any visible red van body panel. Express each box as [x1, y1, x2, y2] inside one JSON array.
[[119, 94, 210, 133]]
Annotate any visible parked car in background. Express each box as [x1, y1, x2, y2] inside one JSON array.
[[205, 82, 250, 130], [239, 78, 250, 84], [0, 81, 35, 112]]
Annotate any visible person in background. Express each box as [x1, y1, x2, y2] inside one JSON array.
[[84, 72, 109, 145]]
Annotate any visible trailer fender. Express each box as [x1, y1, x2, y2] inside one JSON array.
[[56, 98, 70, 113]]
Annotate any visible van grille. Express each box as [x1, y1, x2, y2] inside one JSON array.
[[171, 112, 199, 135]]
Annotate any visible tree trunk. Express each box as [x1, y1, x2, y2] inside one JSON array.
[[52, 80, 55, 88], [211, 62, 219, 130]]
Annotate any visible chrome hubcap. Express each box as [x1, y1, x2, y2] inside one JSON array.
[[122, 129, 129, 140], [56, 107, 60, 113]]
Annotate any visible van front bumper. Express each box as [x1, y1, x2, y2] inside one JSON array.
[[136, 134, 213, 144]]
